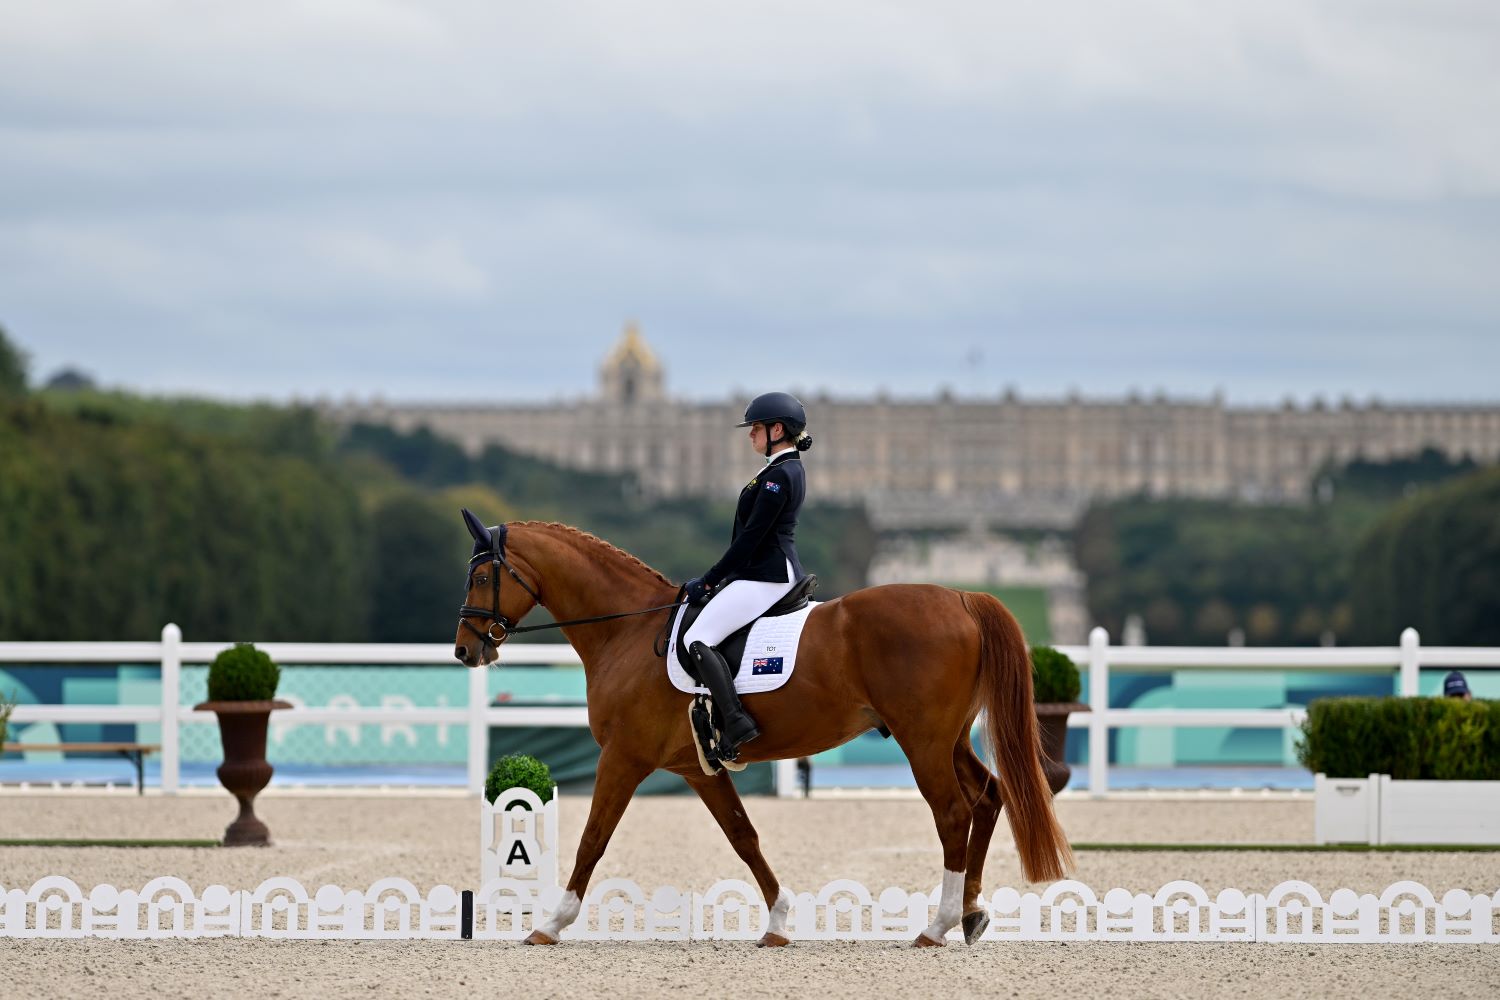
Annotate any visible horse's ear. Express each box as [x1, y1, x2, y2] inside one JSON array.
[[461, 508, 491, 547]]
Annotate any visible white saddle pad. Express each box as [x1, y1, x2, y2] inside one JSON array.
[[667, 601, 819, 695]]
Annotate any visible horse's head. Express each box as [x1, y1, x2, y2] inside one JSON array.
[[454, 509, 540, 667]]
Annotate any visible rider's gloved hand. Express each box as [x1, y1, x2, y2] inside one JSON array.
[[684, 577, 711, 605]]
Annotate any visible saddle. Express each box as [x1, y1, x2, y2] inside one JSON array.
[[674, 574, 818, 683]]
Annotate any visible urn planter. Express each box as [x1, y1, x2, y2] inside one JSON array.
[[196, 699, 292, 846], [1035, 702, 1089, 794]]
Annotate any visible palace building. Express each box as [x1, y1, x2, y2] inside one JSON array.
[[334, 325, 1500, 529]]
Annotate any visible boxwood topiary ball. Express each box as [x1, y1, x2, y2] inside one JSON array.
[[1030, 645, 1082, 704], [485, 753, 554, 806], [207, 642, 281, 702]]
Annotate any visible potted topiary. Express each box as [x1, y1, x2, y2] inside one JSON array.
[[485, 752, 555, 809], [195, 642, 292, 846], [481, 753, 559, 889], [1031, 645, 1089, 794]]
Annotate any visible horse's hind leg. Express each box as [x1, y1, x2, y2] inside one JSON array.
[[685, 769, 793, 947], [901, 740, 975, 947], [525, 747, 652, 945], [954, 737, 1003, 944]]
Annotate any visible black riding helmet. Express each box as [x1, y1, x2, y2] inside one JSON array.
[[737, 391, 812, 456], [737, 391, 806, 429]]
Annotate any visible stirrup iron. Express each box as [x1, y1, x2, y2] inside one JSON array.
[[689, 695, 747, 775]]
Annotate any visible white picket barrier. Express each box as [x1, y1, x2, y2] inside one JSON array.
[[3, 874, 1495, 943], [4, 789, 1496, 943]]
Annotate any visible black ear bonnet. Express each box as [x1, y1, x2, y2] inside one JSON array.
[[472, 523, 507, 560], [461, 506, 506, 560]]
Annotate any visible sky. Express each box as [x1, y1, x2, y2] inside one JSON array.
[[2, 1, 1498, 405]]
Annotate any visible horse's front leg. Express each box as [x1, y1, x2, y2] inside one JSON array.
[[683, 769, 794, 947], [525, 747, 653, 945]]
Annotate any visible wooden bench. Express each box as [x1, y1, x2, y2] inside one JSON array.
[[1, 743, 161, 795]]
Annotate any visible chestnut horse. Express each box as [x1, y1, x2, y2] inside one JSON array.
[[453, 517, 1072, 947]]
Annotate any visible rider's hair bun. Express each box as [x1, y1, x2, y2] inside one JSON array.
[[795, 432, 813, 452]]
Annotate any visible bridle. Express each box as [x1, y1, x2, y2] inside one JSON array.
[[457, 523, 542, 655], [456, 521, 689, 659]]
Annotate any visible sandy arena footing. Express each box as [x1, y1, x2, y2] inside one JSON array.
[[2, 792, 1496, 998]]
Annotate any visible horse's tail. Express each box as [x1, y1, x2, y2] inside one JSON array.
[[963, 590, 1074, 883]]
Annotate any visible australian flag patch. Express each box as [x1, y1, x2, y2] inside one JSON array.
[[763, 480, 781, 493], [751, 656, 784, 675]]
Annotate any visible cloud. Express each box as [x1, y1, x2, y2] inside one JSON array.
[[0, 2, 1497, 402]]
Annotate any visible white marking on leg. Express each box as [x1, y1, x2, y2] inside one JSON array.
[[922, 870, 965, 943], [538, 889, 581, 939], [767, 886, 794, 937]]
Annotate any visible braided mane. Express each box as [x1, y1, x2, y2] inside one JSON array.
[[515, 521, 675, 587]]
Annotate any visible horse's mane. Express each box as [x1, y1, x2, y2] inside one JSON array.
[[514, 521, 675, 587]]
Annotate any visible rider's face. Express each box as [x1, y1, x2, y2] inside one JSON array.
[[748, 422, 780, 452]]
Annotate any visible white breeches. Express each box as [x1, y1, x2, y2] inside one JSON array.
[[683, 561, 797, 649]]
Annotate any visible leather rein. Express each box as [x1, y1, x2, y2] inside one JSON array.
[[456, 524, 687, 657]]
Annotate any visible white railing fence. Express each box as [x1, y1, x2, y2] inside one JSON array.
[[1063, 626, 1499, 796], [3, 625, 1496, 798], [1, 626, 585, 798]]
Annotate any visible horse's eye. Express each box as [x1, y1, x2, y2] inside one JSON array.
[[475, 576, 487, 586]]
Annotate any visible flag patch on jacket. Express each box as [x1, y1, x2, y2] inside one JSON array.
[[763, 481, 781, 493], [752, 657, 784, 675]]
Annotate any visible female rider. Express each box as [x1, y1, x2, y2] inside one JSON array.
[[683, 391, 812, 760]]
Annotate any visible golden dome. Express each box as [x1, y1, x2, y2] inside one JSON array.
[[602, 322, 661, 374]]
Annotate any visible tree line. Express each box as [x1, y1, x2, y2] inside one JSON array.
[[6, 323, 1490, 645], [1350, 465, 1500, 645], [0, 327, 875, 642], [0, 397, 365, 641], [1074, 449, 1495, 645]]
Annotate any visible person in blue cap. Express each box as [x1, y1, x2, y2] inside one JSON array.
[[682, 391, 812, 759], [1443, 670, 1473, 701]]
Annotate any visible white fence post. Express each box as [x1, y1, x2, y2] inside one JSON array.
[[1399, 628, 1420, 697], [160, 623, 181, 795], [775, 758, 798, 798], [1087, 626, 1109, 798], [467, 664, 488, 796]]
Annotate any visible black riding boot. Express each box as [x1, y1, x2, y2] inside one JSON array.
[[689, 641, 760, 758]]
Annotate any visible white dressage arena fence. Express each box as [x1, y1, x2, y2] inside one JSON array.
[[2, 874, 1496, 944], [5, 624, 1495, 797], [3, 788, 1496, 944]]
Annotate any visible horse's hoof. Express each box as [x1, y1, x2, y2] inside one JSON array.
[[523, 929, 558, 946], [757, 932, 791, 948], [962, 910, 989, 945], [912, 933, 946, 948]]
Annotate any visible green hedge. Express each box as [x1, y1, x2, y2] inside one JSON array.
[[1297, 697, 1500, 780]]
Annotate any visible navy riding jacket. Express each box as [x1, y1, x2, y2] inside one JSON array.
[[702, 450, 806, 588]]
